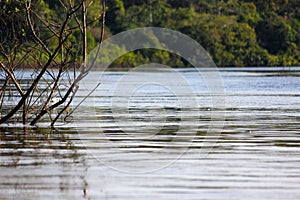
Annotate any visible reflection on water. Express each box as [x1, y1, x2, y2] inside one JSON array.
[[1, 67, 300, 199], [0, 127, 88, 199]]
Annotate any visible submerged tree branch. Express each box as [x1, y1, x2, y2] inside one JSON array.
[[0, 0, 106, 126]]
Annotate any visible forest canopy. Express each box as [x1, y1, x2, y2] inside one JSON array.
[[1, 0, 300, 67]]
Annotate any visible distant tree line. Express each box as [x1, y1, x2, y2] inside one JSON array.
[[1, 0, 300, 67], [106, 0, 300, 67]]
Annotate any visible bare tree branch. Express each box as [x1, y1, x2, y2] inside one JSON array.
[[0, 0, 105, 126], [25, 0, 51, 56], [0, 61, 24, 97]]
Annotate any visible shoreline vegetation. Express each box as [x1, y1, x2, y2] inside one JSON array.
[[2, 62, 300, 72], [1, 0, 300, 68]]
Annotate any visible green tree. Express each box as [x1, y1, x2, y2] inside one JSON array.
[[256, 14, 297, 54], [0, 0, 28, 50]]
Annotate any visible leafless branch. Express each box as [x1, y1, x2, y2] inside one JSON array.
[[0, 61, 24, 96], [0, 0, 106, 126]]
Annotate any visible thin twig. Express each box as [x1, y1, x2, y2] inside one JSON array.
[[0, 61, 24, 97]]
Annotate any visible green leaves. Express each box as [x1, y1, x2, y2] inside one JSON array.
[[1, 0, 299, 67], [103, 0, 300, 66]]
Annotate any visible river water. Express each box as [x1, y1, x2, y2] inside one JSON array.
[[1, 67, 300, 199]]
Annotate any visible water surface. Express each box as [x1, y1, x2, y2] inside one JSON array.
[[1, 67, 300, 199]]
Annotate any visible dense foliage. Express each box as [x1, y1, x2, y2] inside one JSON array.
[[1, 0, 300, 67], [107, 0, 300, 67]]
